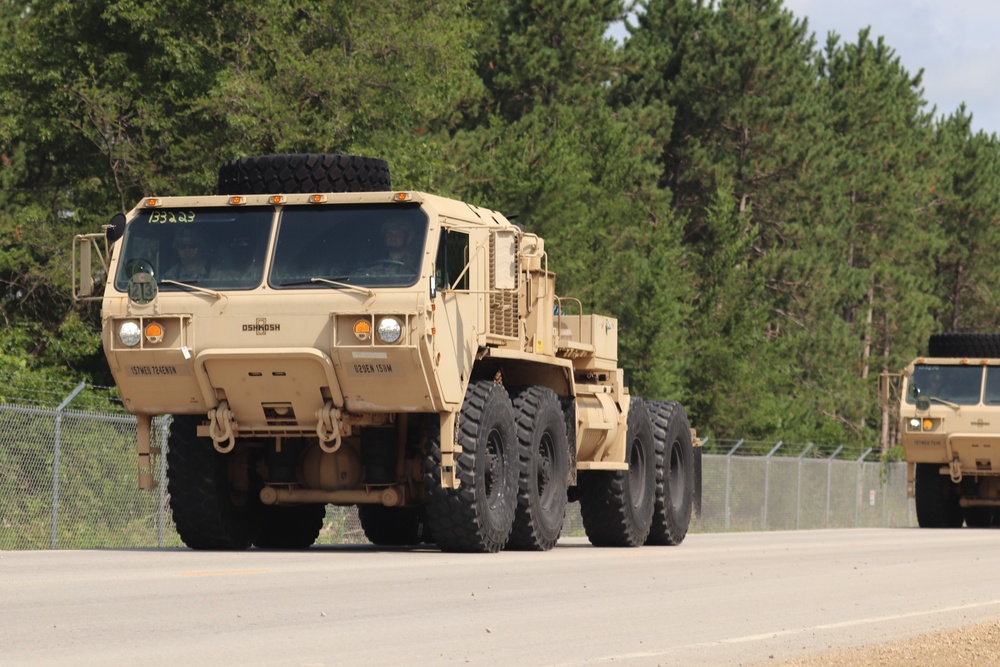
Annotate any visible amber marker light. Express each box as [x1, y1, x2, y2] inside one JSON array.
[[922, 418, 934, 430], [147, 198, 161, 207], [310, 194, 327, 204], [393, 192, 411, 202], [270, 195, 287, 204], [353, 319, 372, 341], [229, 196, 246, 205], [144, 322, 164, 344]]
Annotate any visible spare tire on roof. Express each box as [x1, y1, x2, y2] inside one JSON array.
[[217, 153, 391, 195], [927, 332, 1000, 358]]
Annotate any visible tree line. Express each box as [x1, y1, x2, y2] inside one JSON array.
[[2, 0, 998, 456]]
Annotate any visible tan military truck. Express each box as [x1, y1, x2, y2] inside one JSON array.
[[892, 332, 1000, 528], [74, 153, 699, 552]]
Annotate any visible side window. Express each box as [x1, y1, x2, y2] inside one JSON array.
[[985, 367, 1000, 404], [436, 229, 469, 291]]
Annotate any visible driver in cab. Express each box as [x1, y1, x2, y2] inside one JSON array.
[[357, 220, 419, 277]]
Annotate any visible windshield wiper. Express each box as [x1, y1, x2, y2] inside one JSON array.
[[928, 396, 961, 410], [278, 276, 374, 297], [159, 279, 222, 300]]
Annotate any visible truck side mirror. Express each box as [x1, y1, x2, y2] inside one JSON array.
[[106, 213, 126, 243], [73, 233, 109, 300]]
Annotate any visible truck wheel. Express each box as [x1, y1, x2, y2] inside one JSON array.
[[217, 153, 391, 195], [358, 505, 429, 546], [253, 504, 326, 549], [914, 463, 964, 528], [506, 386, 569, 551], [166, 415, 259, 550], [423, 381, 518, 553], [964, 506, 994, 528], [645, 400, 694, 546], [578, 398, 656, 547], [927, 332, 1000, 358]]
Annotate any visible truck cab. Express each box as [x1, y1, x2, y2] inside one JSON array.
[[897, 343, 1000, 527]]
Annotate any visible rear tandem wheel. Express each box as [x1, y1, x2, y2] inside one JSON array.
[[578, 398, 656, 547]]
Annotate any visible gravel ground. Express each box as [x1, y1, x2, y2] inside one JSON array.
[[759, 621, 1000, 666]]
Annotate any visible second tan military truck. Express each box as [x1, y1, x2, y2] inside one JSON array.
[[891, 332, 1000, 528], [74, 153, 700, 552]]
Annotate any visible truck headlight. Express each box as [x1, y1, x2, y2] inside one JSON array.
[[376, 317, 402, 344], [118, 321, 142, 347], [909, 418, 921, 430]]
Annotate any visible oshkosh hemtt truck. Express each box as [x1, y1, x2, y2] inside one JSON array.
[[893, 333, 1000, 528], [74, 153, 699, 552]]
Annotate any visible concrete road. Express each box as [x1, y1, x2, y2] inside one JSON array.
[[2, 528, 999, 666]]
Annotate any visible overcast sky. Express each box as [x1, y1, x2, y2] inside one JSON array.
[[783, 0, 1000, 135], [611, 1, 1000, 136]]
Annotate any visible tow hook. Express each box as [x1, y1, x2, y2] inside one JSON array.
[[315, 401, 343, 453], [949, 458, 963, 484], [208, 400, 236, 453]]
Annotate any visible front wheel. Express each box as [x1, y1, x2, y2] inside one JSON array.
[[358, 505, 429, 546], [166, 415, 260, 550], [253, 504, 326, 549], [964, 506, 994, 528], [424, 381, 518, 553], [914, 463, 963, 528]]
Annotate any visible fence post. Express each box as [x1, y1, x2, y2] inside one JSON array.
[[725, 439, 744, 532], [826, 445, 844, 527], [855, 448, 873, 527], [762, 441, 783, 530], [158, 416, 171, 547], [796, 442, 815, 529], [51, 382, 86, 549]]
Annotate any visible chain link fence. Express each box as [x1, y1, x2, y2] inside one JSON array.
[[0, 402, 915, 550]]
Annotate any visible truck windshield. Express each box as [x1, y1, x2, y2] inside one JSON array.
[[270, 204, 428, 289], [114, 207, 273, 291], [906, 364, 984, 405]]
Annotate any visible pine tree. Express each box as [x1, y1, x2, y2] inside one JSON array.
[[818, 29, 940, 451], [930, 108, 1000, 331]]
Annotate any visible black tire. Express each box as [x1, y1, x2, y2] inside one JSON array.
[[964, 506, 994, 528], [914, 463, 964, 528], [358, 505, 429, 546], [166, 415, 259, 550], [645, 400, 694, 546], [252, 504, 326, 549], [927, 332, 1000, 358], [506, 386, 569, 551], [217, 153, 391, 195], [578, 398, 656, 547], [423, 381, 518, 553]]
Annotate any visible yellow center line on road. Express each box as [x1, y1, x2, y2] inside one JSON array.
[[179, 569, 271, 577]]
